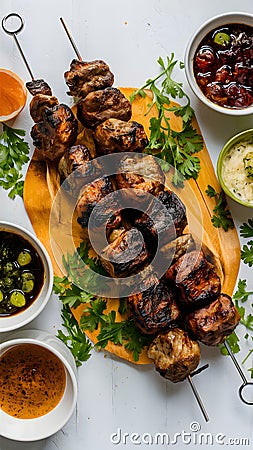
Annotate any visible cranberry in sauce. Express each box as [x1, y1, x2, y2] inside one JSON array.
[[193, 23, 253, 109]]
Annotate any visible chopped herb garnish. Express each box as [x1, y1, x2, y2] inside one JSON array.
[[0, 124, 30, 198], [130, 54, 203, 186], [205, 184, 234, 231]]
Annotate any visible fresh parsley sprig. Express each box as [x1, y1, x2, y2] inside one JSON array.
[[54, 243, 153, 364], [57, 304, 92, 367], [130, 54, 203, 186], [240, 219, 253, 267], [205, 184, 234, 231], [80, 298, 153, 362], [0, 124, 30, 198]]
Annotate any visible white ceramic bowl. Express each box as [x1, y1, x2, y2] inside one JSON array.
[[0, 329, 78, 441], [184, 12, 253, 115], [0, 222, 53, 332]]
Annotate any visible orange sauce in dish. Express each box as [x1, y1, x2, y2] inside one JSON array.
[[0, 343, 66, 419]]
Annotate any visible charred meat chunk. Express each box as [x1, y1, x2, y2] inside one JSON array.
[[147, 328, 200, 382], [58, 144, 102, 195], [26, 79, 52, 96], [186, 293, 240, 346], [77, 87, 132, 129], [127, 276, 180, 334], [94, 118, 149, 155], [134, 190, 187, 245], [77, 176, 121, 230], [30, 94, 59, 123], [31, 104, 78, 161], [100, 227, 149, 278], [115, 154, 165, 202], [64, 59, 114, 98], [166, 250, 221, 307]]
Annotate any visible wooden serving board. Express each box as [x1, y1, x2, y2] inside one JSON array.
[[23, 88, 241, 364]]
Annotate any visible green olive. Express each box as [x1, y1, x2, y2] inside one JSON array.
[[0, 291, 4, 303], [22, 279, 34, 293], [213, 32, 230, 46], [17, 251, 32, 266], [21, 272, 35, 281], [9, 291, 26, 307]]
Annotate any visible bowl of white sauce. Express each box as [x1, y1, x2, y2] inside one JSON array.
[[217, 129, 253, 207]]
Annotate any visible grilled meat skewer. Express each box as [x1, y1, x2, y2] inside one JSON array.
[[148, 328, 201, 383], [166, 249, 221, 308], [58, 144, 102, 195], [100, 227, 150, 278], [94, 118, 149, 155], [77, 87, 132, 129], [64, 59, 114, 98], [76, 176, 121, 230], [30, 94, 59, 123], [127, 275, 180, 334], [134, 189, 187, 246], [31, 104, 78, 161], [26, 78, 52, 96], [186, 293, 241, 346]]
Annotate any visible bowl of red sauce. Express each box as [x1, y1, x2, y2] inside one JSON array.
[[185, 12, 253, 115]]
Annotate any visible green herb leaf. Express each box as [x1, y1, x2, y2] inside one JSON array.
[[241, 241, 253, 267], [57, 304, 92, 367], [130, 54, 203, 185], [206, 185, 234, 232], [240, 219, 253, 239], [0, 124, 30, 198]]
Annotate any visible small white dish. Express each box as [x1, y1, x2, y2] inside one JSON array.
[[0, 329, 78, 441], [184, 12, 253, 115], [0, 221, 53, 332]]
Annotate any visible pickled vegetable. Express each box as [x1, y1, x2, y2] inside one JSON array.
[[0, 231, 44, 316], [10, 291, 26, 307]]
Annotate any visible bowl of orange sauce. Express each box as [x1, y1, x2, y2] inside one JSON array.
[[0, 68, 27, 122], [0, 329, 78, 441]]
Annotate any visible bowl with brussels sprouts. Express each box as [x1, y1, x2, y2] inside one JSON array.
[[0, 222, 53, 332]]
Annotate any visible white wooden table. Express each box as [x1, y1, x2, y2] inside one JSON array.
[[0, 1, 253, 449]]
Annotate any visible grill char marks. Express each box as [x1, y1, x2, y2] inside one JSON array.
[[77, 176, 121, 230], [64, 59, 114, 98], [26, 79, 52, 96], [58, 144, 102, 195], [93, 118, 149, 155], [165, 250, 221, 308], [186, 293, 241, 346], [100, 228, 149, 278], [30, 94, 59, 123], [127, 276, 181, 334], [77, 88, 132, 129], [31, 104, 78, 161], [134, 190, 187, 246]]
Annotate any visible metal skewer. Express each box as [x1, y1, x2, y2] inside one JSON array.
[[187, 365, 209, 422], [224, 340, 253, 405], [60, 17, 82, 61], [2, 13, 35, 80]]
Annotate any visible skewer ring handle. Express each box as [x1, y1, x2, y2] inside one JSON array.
[[239, 381, 253, 405], [2, 13, 24, 35]]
